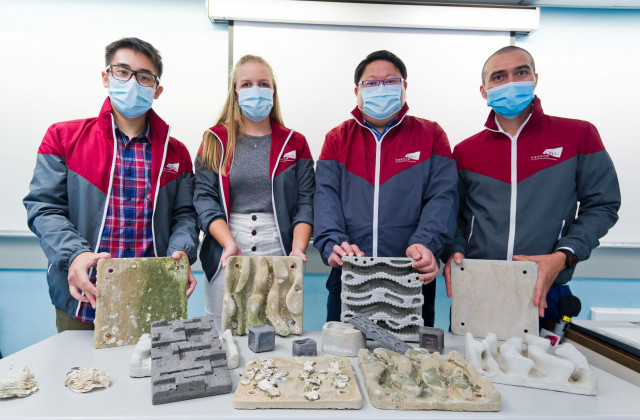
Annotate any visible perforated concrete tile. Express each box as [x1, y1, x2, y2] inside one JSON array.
[[341, 257, 423, 342]]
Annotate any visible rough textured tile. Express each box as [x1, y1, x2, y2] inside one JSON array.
[[233, 356, 362, 409], [248, 324, 275, 353], [94, 257, 188, 349], [451, 259, 538, 340], [151, 316, 232, 405], [292, 338, 317, 356], [348, 314, 411, 354], [341, 257, 423, 342], [321, 322, 365, 357], [222, 256, 303, 336], [465, 332, 598, 395], [419, 326, 445, 354], [358, 347, 501, 411]]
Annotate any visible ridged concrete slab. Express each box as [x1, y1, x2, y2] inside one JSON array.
[[222, 256, 303, 336], [341, 257, 423, 342], [151, 316, 232, 405], [94, 257, 188, 349]]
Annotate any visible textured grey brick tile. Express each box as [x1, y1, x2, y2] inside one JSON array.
[[151, 316, 232, 405], [347, 314, 411, 354]]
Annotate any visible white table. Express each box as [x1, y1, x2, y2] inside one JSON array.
[[1, 330, 639, 419]]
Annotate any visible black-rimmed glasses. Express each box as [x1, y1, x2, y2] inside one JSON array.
[[107, 64, 159, 88], [358, 78, 404, 89]]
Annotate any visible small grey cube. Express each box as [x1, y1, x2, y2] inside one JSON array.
[[292, 338, 317, 356], [248, 324, 275, 353], [419, 326, 444, 353]]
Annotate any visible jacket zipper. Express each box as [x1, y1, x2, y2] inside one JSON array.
[[209, 129, 227, 281], [270, 129, 294, 256]]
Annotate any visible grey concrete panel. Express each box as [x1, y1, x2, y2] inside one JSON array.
[[151, 316, 232, 405], [341, 257, 423, 342]]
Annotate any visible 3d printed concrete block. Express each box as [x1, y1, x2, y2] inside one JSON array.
[[321, 322, 365, 357], [248, 324, 275, 353], [358, 347, 500, 411], [0, 367, 38, 398], [451, 259, 538, 340], [341, 257, 423, 341], [151, 316, 232, 405], [222, 256, 303, 336], [465, 332, 598, 395], [129, 333, 152, 377], [94, 256, 188, 348], [419, 326, 444, 354], [233, 356, 362, 409], [347, 314, 411, 354], [293, 338, 317, 356]]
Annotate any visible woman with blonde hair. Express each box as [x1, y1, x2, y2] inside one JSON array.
[[194, 55, 315, 327]]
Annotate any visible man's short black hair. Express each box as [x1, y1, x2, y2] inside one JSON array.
[[354, 50, 407, 85], [105, 37, 163, 78]]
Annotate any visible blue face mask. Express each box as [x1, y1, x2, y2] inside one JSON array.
[[486, 80, 535, 119], [237, 86, 274, 122], [108, 76, 155, 119], [361, 84, 403, 120]]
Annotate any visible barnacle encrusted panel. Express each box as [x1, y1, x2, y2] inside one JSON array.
[[358, 348, 501, 411], [233, 356, 362, 409], [94, 257, 188, 348], [341, 257, 423, 342], [222, 256, 303, 336]]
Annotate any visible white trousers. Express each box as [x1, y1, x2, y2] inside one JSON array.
[[204, 212, 284, 330]]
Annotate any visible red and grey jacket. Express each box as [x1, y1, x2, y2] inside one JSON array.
[[23, 98, 199, 317], [449, 97, 621, 285], [193, 120, 315, 281], [313, 104, 458, 263]]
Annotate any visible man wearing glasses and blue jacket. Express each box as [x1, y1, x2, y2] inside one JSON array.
[[24, 37, 199, 332], [313, 50, 458, 327]]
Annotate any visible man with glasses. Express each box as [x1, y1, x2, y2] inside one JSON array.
[[313, 50, 458, 327], [24, 37, 199, 332]]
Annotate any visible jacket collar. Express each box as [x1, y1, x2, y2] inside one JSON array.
[[484, 96, 544, 136], [97, 97, 170, 146], [351, 102, 410, 128]]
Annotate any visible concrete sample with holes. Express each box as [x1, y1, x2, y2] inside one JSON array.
[[222, 256, 303, 336], [93, 257, 188, 349], [248, 324, 275, 353], [321, 322, 366, 357], [358, 347, 501, 411], [151, 316, 232, 405], [348, 314, 411, 354], [233, 356, 362, 409], [292, 338, 317, 356], [419, 326, 444, 354], [451, 259, 538, 340], [340, 257, 423, 342], [465, 332, 597, 395]]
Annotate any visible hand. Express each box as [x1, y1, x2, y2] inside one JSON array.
[[68, 251, 111, 308], [327, 242, 364, 267], [444, 252, 464, 297], [172, 251, 197, 298], [220, 242, 242, 268], [513, 252, 566, 318], [406, 244, 438, 284], [289, 248, 307, 262]]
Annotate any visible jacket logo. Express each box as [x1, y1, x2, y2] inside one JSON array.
[[281, 150, 296, 162], [396, 151, 420, 163], [531, 147, 563, 161], [164, 163, 179, 173]]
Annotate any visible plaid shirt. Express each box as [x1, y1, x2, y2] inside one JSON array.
[[76, 126, 155, 323]]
